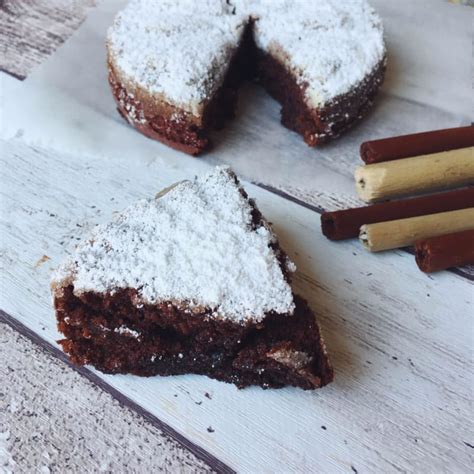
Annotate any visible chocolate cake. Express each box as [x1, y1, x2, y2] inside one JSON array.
[[52, 168, 333, 389], [107, 0, 386, 155]]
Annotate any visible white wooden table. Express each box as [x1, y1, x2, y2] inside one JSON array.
[[0, 1, 473, 472]]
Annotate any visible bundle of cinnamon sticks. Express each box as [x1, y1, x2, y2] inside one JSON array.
[[321, 126, 474, 273]]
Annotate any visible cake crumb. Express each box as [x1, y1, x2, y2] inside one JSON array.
[[34, 255, 50, 268]]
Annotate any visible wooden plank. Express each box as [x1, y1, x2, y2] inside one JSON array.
[[0, 316, 216, 473], [256, 183, 474, 281], [1, 0, 472, 471], [1, 139, 472, 472], [0, 0, 95, 79]]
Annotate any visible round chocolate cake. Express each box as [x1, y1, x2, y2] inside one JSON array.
[[107, 0, 386, 155]]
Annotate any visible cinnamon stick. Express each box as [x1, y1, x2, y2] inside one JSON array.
[[321, 188, 474, 241], [355, 147, 474, 203], [359, 208, 474, 252], [360, 125, 474, 165], [415, 230, 474, 273]]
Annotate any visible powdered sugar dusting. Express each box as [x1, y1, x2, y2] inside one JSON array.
[[52, 168, 295, 323], [249, 0, 385, 107], [107, 0, 246, 116], [114, 325, 141, 339], [107, 0, 384, 114]]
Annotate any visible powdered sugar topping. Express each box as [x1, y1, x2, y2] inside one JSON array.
[[107, 0, 384, 113], [249, 0, 385, 107], [114, 325, 141, 339], [52, 168, 295, 323], [107, 0, 246, 116]]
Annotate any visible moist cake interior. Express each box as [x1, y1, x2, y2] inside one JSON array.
[[55, 288, 333, 389]]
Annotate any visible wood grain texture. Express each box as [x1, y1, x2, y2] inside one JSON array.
[[0, 311, 234, 474], [0, 320, 213, 474], [257, 184, 474, 281], [1, 139, 472, 472], [1, 1, 473, 471], [0, 0, 96, 79]]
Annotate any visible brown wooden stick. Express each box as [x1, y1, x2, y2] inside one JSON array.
[[321, 188, 474, 240], [355, 147, 474, 203], [415, 230, 474, 273], [360, 125, 474, 164], [359, 208, 474, 252]]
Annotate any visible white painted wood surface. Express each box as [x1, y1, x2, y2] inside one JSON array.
[[0, 0, 96, 79], [1, 139, 473, 472], [0, 0, 473, 472], [0, 321, 211, 473]]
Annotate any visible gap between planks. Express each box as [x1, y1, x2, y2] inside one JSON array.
[[0, 309, 235, 474], [255, 182, 474, 282]]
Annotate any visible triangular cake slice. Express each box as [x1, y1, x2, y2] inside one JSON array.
[[52, 168, 333, 389]]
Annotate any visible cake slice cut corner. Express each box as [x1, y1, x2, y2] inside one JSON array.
[[51, 167, 333, 389]]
